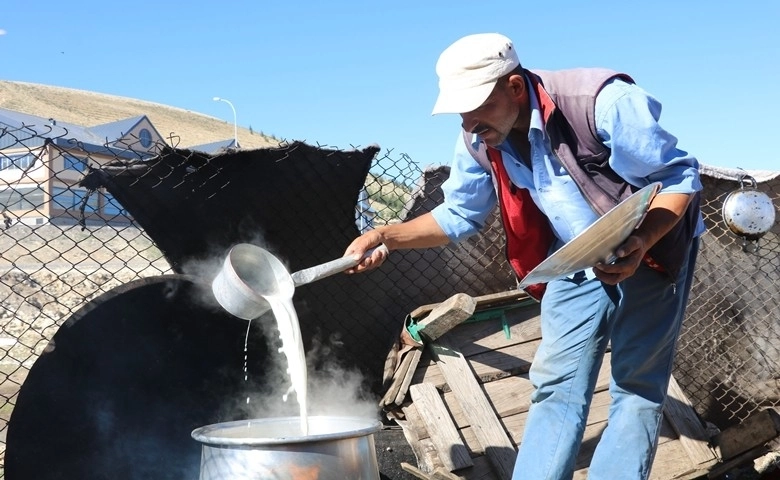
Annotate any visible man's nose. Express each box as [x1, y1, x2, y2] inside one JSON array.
[[460, 113, 477, 133]]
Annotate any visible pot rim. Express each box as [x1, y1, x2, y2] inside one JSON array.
[[191, 415, 382, 446]]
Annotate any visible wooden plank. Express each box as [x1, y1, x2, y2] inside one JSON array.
[[431, 467, 463, 480], [469, 289, 533, 308], [574, 415, 679, 471], [453, 363, 611, 461], [431, 467, 461, 480], [413, 340, 539, 389], [446, 415, 507, 455], [380, 347, 419, 408], [401, 352, 718, 480], [649, 438, 707, 480], [382, 340, 400, 387], [571, 417, 705, 480], [403, 402, 432, 441], [393, 349, 423, 406], [579, 392, 680, 446], [664, 375, 718, 465], [715, 409, 780, 460], [410, 383, 474, 472], [584, 389, 612, 425], [429, 389, 703, 479], [572, 384, 720, 480], [441, 352, 614, 428], [445, 375, 535, 423], [659, 416, 684, 446], [573, 375, 719, 479], [454, 309, 542, 358], [401, 404, 449, 473], [401, 462, 432, 480], [707, 445, 770, 479], [418, 293, 477, 342], [454, 456, 496, 480], [454, 414, 612, 473], [573, 434, 700, 480], [398, 306, 720, 480], [406, 456, 497, 480], [465, 344, 536, 383], [398, 417, 495, 480], [410, 290, 531, 319], [573, 419, 609, 469], [431, 339, 517, 480], [412, 311, 541, 372]]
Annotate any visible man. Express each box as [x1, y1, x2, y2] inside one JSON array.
[[346, 33, 704, 480]]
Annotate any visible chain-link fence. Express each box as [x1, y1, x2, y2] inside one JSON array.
[[676, 166, 780, 430], [0, 119, 777, 477]]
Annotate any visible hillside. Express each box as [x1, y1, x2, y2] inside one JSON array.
[[0, 80, 279, 150], [0, 80, 418, 225]]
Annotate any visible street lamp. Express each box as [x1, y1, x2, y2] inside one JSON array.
[[212, 96, 239, 148]]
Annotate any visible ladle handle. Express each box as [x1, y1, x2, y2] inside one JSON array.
[[291, 244, 389, 286]]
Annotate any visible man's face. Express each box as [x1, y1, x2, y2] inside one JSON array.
[[459, 75, 524, 147]]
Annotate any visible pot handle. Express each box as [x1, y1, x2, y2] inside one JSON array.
[[291, 244, 389, 286], [738, 174, 757, 190]]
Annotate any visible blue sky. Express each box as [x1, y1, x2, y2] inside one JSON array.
[[1, 0, 778, 172]]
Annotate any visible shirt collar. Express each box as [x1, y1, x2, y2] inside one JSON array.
[[492, 74, 546, 157], [527, 74, 545, 135]]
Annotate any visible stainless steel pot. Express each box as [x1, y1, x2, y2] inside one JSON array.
[[722, 174, 776, 240], [191, 416, 382, 480]]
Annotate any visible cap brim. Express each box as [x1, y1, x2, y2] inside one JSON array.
[[431, 81, 497, 115]]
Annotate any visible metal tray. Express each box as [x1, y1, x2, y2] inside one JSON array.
[[518, 182, 661, 287]]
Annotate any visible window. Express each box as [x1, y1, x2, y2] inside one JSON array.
[[0, 187, 45, 211], [0, 153, 36, 171], [102, 192, 127, 216], [51, 187, 98, 213], [63, 154, 88, 173], [139, 128, 152, 148]]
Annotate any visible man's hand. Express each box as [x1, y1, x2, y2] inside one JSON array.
[[594, 192, 694, 285], [344, 230, 389, 274], [593, 235, 647, 285], [343, 212, 451, 274]]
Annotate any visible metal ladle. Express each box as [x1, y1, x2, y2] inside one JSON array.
[[211, 243, 387, 320]]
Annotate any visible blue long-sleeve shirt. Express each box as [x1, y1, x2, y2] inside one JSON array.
[[431, 77, 705, 248]]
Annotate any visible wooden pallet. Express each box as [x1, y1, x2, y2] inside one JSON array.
[[382, 291, 721, 480]]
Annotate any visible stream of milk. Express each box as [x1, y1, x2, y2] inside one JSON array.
[[265, 296, 309, 436]]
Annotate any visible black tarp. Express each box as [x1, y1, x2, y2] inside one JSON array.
[[6, 142, 425, 479], [7, 276, 268, 480], [78, 142, 403, 384]]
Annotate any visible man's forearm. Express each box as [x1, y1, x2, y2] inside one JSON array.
[[376, 212, 451, 250], [632, 192, 694, 251]]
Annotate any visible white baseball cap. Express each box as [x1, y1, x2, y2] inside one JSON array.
[[431, 33, 520, 115]]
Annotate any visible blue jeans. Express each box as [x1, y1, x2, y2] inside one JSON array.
[[512, 238, 699, 480]]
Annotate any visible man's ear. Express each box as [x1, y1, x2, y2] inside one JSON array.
[[507, 74, 526, 100]]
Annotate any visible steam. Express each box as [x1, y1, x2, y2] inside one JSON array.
[[304, 332, 380, 420], [179, 239, 380, 431], [179, 249, 233, 312], [229, 319, 380, 423], [178, 236, 289, 315]]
